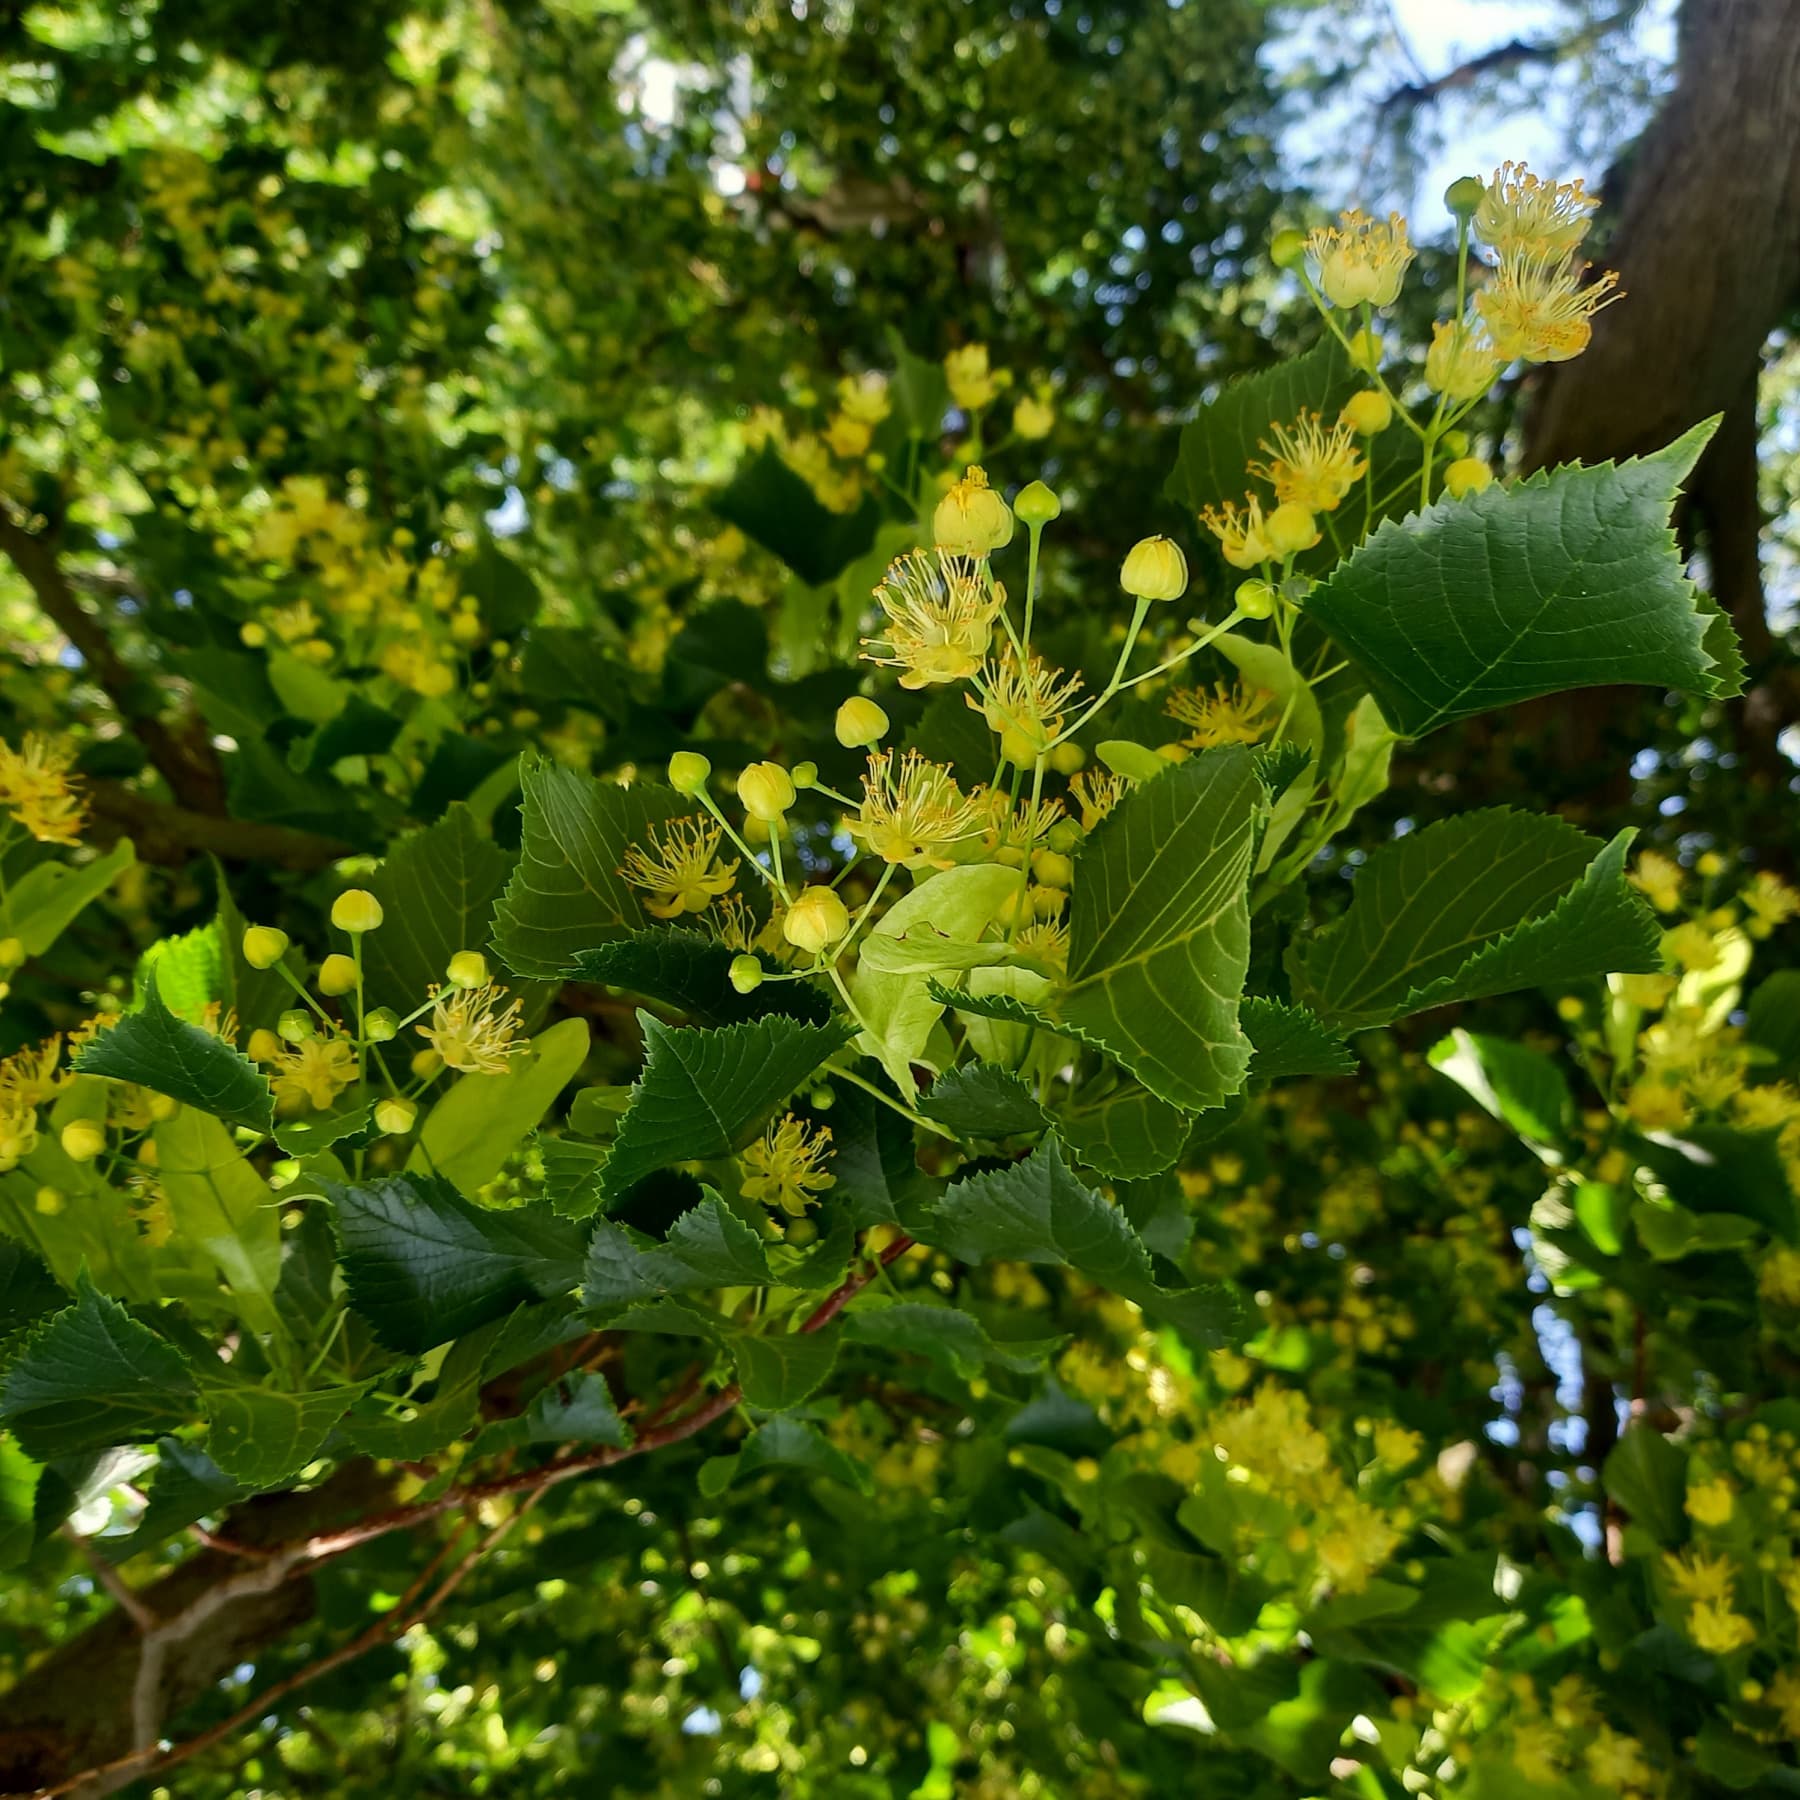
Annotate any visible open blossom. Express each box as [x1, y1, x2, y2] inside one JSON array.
[[852, 750, 988, 870], [1251, 411, 1366, 512], [1477, 248, 1622, 363], [864, 549, 1003, 688], [1306, 208, 1414, 309], [1166, 681, 1277, 750], [943, 343, 998, 411], [418, 980, 527, 1075], [973, 649, 1082, 760], [270, 1033, 358, 1115], [738, 1113, 835, 1218], [1199, 495, 1275, 570], [621, 816, 739, 920], [1474, 161, 1598, 258], [0, 733, 87, 846]]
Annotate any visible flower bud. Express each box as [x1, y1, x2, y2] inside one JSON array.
[[809, 1084, 834, 1110], [1424, 322, 1500, 403], [242, 926, 290, 969], [278, 1009, 315, 1044], [0, 938, 21, 970], [835, 697, 890, 748], [1443, 457, 1494, 499], [411, 1048, 444, 1080], [783, 885, 851, 956], [60, 1119, 106, 1163], [269, 1159, 301, 1190], [1234, 578, 1277, 620], [374, 1097, 418, 1136], [999, 727, 1040, 768], [729, 954, 764, 994], [239, 621, 268, 648], [1340, 390, 1393, 436], [34, 1186, 63, 1216], [1345, 328, 1383, 373], [1270, 227, 1308, 270], [331, 889, 384, 934], [1014, 479, 1062, 527], [1046, 818, 1084, 856], [668, 750, 712, 794], [738, 761, 796, 822], [446, 950, 488, 989], [933, 465, 1014, 555], [1119, 536, 1188, 603], [1266, 504, 1320, 557], [1031, 849, 1074, 889], [1444, 174, 1487, 219], [364, 1007, 400, 1042], [1442, 429, 1471, 458], [1048, 741, 1085, 775], [1012, 395, 1054, 440], [247, 1028, 283, 1063], [318, 953, 358, 997], [791, 760, 819, 789]]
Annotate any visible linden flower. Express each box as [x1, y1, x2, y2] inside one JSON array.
[[973, 649, 1083, 760], [1424, 319, 1502, 403], [1744, 870, 1800, 937], [1166, 682, 1277, 750], [0, 1037, 66, 1111], [1477, 248, 1622, 364], [739, 1113, 834, 1218], [1663, 1548, 1738, 1605], [1629, 849, 1684, 913], [1306, 208, 1415, 309], [1013, 919, 1069, 972], [1199, 495, 1275, 570], [853, 750, 988, 870], [1474, 162, 1599, 259], [1251, 411, 1366, 513], [0, 734, 87, 846], [943, 343, 998, 412], [1662, 920, 1719, 973], [418, 980, 527, 1075], [270, 1033, 359, 1116], [1686, 1598, 1756, 1657], [1069, 769, 1128, 832], [1686, 1476, 1736, 1527], [621, 816, 739, 920], [933, 464, 1014, 555], [835, 370, 891, 427], [1762, 1247, 1800, 1308], [1766, 1669, 1800, 1738], [1583, 1726, 1656, 1791], [864, 549, 1004, 689], [823, 412, 873, 459], [1510, 1723, 1564, 1787]]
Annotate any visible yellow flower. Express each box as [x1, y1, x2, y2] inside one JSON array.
[[1423, 319, 1502, 402], [270, 1033, 359, 1115], [739, 1113, 834, 1218], [943, 343, 998, 411], [974, 650, 1083, 761], [1477, 249, 1622, 364], [1766, 1669, 1800, 1738], [1166, 682, 1276, 750], [1758, 1247, 1800, 1308], [1510, 1721, 1564, 1786], [741, 404, 785, 451], [1199, 494, 1275, 570], [1474, 162, 1598, 259], [852, 750, 988, 870], [0, 734, 87, 846], [1663, 1548, 1737, 1605], [418, 980, 527, 1075], [1306, 208, 1415, 308], [933, 464, 1014, 555], [0, 1037, 66, 1111], [1686, 1476, 1735, 1527], [864, 549, 1004, 688], [1012, 393, 1054, 440], [1662, 920, 1719, 973], [1625, 1077, 1691, 1133], [621, 816, 739, 920], [1613, 971, 1676, 1010], [782, 885, 850, 956], [823, 412, 873, 459], [1630, 850, 1684, 913], [1687, 1598, 1756, 1656], [835, 371, 891, 426], [1744, 870, 1800, 938], [1372, 1422, 1423, 1469], [1069, 770, 1128, 832], [1315, 1502, 1401, 1593], [1251, 411, 1366, 513], [379, 639, 455, 699], [1582, 1725, 1656, 1790], [1119, 535, 1189, 602]]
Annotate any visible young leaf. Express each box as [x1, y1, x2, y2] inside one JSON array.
[[602, 1012, 855, 1199], [1429, 1029, 1574, 1150], [4, 838, 135, 958], [330, 1172, 588, 1353], [490, 758, 694, 979], [73, 974, 275, 1133], [730, 1323, 841, 1410], [1061, 749, 1262, 1113], [1242, 998, 1356, 1081], [926, 1138, 1247, 1347], [0, 1280, 196, 1460], [918, 1063, 1048, 1139], [1295, 812, 1660, 1031], [572, 928, 831, 1026], [0, 1437, 40, 1571], [1307, 422, 1736, 737]]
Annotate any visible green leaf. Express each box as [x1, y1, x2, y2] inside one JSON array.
[[0, 1241, 64, 1343], [583, 1194, 774, 1309], [1307, 422, 1735, 737], [361, 805, 518, 1013], [822, 1082, 941, 1228], [73, 973, 275, 1133], [572, 928, 831, 1027], [152, 1107, 285, 1337], [411, 1016, 591, 1195], [1060, 749, 1261, 1112], [200, 1380, 363, 1487], [105, 1440, 250, 1560], [0, 1436, 41, 1570], [465, 540, 542, 635], [1602, 1423, 1686, 1548], [490, 757, 695, 979], [538, 1135, 612, 1221], [1164, 338, 1359, 516], [842, 1301, 1058, 1377], [1061, 1079, 1191, 1180], [1242, 998, 1356, 1081], [927, 1138, 1247, 1347], [919, 1063, 1048, 1139], [1295, 813, 1660, 1031], [1631, 1125, 1798, 1244], [1747, 970, 1800, 1073], [1429, 1029, 1574, 1150], [731, 1324, 841, 1410], [478, 1369, 632, 1455], [271, 1087, 377, 1159], [711, 444, 881, 587], [603, 1012, 854, 1200], [135, 920, 226, 1020], [700, 1412, 871, 1496], [3, 837, 135, 957], [0, 1279, 195, 1460], [330, 1173, 588, 1353]]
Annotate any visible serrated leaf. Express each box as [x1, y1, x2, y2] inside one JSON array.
[[538, 1134, 612, 1220], [4, 837, 135, 957], [1061, 1079, 1191, 1180], [1307, 423, 1734, 737], [583, 1194, 774, 1309], [361, 805, 518, 1013], [490, 757, 695, 979], [1164, 338, 1360, 516], [1060, 749, 1261, 1112], [820, 1081, 942, 1228], [572, 928, 832, 1026], [731, 1324, 841, 1410], [603, 1012, 854, 1199], [1296, 813, 1660, 1031], [927, 979, 1066, 1035], [0, 1241, 63, 1342], [1429, 1029, 1573, 1149], [842, 1302, 1059, 1377], [919, 1063, 1048, 1139], [330, 1173, 587, 1353], [926, 1138, 1247, 1347], [0, 1437, 41, 1570], [200, 1380, 362, 1486], [1242, 998, 1356, 1080], [478, 1369, 632, 1455], [701, 1412, 871, 1496], [0, 1280, 195, 1460], [73, 973, 274, 1133], [135, 921, 226, 1020]]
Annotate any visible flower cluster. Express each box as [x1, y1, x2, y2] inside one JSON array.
[[0, 732, 87, 846]]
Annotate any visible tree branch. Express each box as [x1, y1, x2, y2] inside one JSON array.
[[82, 779, 350, 872]]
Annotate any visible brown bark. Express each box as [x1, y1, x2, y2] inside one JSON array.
[[83, 779, 350, 872]]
